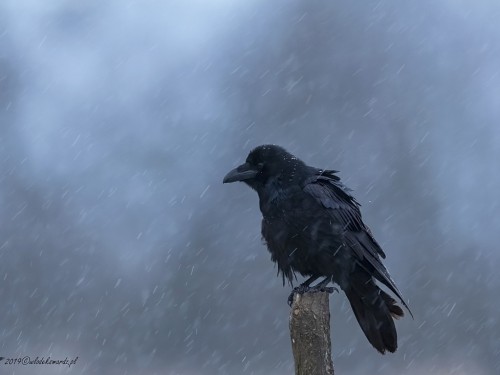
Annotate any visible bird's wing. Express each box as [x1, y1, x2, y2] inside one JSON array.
[[302, 170, 412, 315], [302, 170, 385, 257]]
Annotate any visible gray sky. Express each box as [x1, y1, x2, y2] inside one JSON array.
[[1, 1, 499, 374]]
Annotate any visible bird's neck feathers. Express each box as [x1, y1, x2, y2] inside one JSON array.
[[254, 159, 307, 203]]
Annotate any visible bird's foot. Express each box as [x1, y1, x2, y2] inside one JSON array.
[[287, 284, 338, 306], [313, 285, 338, 294], [310, 277, 339, 295]]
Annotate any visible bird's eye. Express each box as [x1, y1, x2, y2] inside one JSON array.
[[257, 162, 264, 169]]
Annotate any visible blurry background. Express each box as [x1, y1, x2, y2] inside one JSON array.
[[1, 0, 499, 374]]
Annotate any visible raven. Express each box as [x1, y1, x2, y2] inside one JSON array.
[[223, 144, 411, 354]]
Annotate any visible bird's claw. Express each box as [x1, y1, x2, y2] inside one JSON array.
[[318, 286, 339, 294]]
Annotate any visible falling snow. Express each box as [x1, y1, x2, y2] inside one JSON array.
[[0, 1, 499, 375]]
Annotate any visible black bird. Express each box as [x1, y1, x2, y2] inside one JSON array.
[[223, 144, 411, 354]]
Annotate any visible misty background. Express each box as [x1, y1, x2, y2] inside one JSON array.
[[1, 0, 499, 374]]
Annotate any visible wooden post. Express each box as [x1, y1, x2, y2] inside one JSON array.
[[289, 291, 334, 375]]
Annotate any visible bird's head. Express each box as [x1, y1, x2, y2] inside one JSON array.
[[223, 144, 306, 192]]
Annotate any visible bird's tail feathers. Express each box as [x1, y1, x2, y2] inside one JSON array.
[[345, 278, 403, 354]]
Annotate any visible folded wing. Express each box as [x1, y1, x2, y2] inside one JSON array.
[[302, 169, 412, 317]]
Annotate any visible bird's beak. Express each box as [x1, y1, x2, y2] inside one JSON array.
[[223, 163, 259, 183]]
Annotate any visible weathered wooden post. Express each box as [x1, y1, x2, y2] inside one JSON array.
[[289, 291, 334, 375]]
